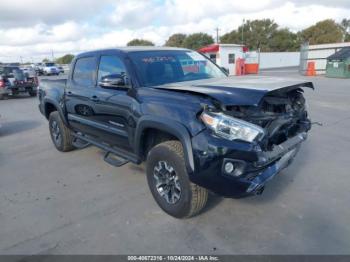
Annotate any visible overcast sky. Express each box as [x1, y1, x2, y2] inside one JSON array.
[[0, 0, 349, 62]]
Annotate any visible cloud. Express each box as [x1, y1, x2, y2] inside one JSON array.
[[0, 0, 114, 27], [290, 0, 350, 9], [0, 22, 87, 46], [0, 0, 349, 62]]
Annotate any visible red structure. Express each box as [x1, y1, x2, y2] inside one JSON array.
[[235, 58, 246, 76]]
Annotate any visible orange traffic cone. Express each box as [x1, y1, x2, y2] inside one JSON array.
[[306, 61, 316, 76]]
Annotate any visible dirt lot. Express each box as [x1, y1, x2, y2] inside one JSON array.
[[0, 70, 350, 254]]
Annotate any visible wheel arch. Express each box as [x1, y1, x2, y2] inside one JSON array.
[[43, 98, 68, 126], [135, 116, 195, 174]]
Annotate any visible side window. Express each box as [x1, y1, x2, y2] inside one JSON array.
[[228, 54, 235, 64], [73, 57, 96, 86], [98, 55, 127, 82]]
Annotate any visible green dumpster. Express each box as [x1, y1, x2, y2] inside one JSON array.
[[326, 47, 350, 78]]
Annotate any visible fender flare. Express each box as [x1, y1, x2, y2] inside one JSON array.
[[43, 98, 69, 126], [135, 115, 195, 173]]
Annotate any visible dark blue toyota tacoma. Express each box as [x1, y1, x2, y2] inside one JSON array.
[[38, 47, 313, 218]]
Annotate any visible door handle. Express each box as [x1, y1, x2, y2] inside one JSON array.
[[66, 91, 73, 95], [90, 96, 99, 102]]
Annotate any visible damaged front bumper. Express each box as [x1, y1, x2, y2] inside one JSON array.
[[190, 130, 308, 198]]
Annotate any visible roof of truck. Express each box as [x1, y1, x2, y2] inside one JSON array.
[[76, 47, 191, 57]]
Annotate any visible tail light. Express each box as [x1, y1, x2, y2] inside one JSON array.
[[0, 79, 5, 88], [34, 76, 39, 86]]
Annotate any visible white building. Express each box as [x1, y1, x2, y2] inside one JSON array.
[[199, 43, 307, 73], [198, 44, 247, 75]]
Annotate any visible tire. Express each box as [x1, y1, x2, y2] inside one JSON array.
[[29, 91, 37, 97], [146, 140, 208, 218], [48, 111, 75, 152]]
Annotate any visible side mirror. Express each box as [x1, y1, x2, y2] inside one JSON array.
[[99, 74, 129, 89]]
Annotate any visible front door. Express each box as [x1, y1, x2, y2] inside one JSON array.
[[92, 54, 136, 150]]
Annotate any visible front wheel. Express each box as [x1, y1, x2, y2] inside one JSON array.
[[146, 141, 208, 218], [49, 111, 75, 152]]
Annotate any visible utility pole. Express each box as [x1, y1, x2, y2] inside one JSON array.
[[20, 56, 23, 64], [51, 49, 54, 62], [215, 27, 220, 43], [241, 19, 245, 45]]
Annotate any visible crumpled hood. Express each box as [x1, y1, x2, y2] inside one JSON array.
[[153, 76, 314, 106]]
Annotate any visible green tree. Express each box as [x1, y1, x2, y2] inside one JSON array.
[[341, 19, 350, 32], [340, 18, 350, 41], [300, 19, 343, 45], [127, 39, 155, 46], [42, 58, 50, 63], [221, 19, 280, 51], [55, 54, 74, 64], [220, 30, 241, 45], [269, 28, 299, 51], [165, 33, 187, 47], [345, 34, 350, 42], [182, 33, 214, 50]]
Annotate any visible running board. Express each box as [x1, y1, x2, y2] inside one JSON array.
[[72, 136, 91, 149], [104, 152, 129, 167], [72, 133, 141, 166]]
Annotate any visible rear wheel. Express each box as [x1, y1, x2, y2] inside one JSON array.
[[146, 140, 208, 218], [49, 111, 75, 152]]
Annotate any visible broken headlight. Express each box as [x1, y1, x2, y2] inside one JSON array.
[[200, 112, 265, 143]]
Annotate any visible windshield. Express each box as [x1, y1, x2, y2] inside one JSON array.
[[45, 63, 55, 67], [128, 50, 226, 87]]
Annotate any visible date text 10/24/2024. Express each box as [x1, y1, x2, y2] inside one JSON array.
[[127, 256, 219, 261]]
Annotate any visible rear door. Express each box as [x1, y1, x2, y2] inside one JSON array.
[[65, 55, 100, 137]]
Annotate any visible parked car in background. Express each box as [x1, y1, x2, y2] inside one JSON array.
[[57, 66, 64, 74], [0, 74, 10, 100], [38, 47, 313, 218], [0, 66, 38, 99], [21, 67, 37, 77], [33, 63, 44, 75], [42, 62, 60, 76]]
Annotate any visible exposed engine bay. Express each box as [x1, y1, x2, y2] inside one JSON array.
[[224, 88, 311, 150]]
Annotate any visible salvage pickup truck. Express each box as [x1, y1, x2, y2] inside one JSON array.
[[0, 66, 38, 99], [38, 47, 313, 218]]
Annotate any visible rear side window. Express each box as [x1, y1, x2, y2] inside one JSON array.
[[73, 57, 96, 86]]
